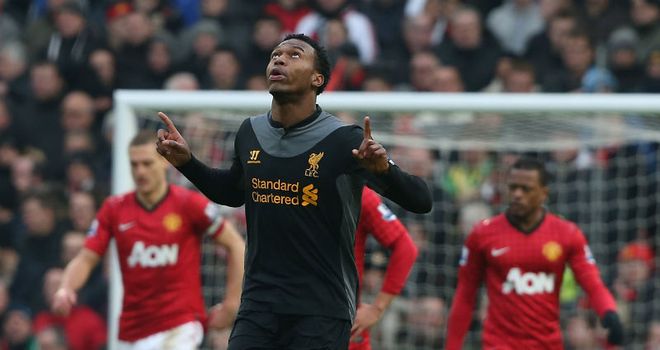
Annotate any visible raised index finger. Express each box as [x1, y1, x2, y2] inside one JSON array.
[[363, 116, 372, 140], [158, 112, 179, 133]]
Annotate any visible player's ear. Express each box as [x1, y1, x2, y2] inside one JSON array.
[[311, 72, 324, 90]]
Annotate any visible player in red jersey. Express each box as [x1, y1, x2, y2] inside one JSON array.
[[350, 187, 418, 350], [446, 157, 623, 349], [52, 132, 246, 350]]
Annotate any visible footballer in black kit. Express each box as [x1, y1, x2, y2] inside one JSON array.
[[157, 34, 432, 349]]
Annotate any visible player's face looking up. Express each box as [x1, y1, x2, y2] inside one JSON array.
[[129, 144, 168, 198], [506, 168, 548, 220], [266, 39, 324, 96]]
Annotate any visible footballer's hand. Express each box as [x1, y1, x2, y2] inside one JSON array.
[[52, 287, 77, 316], [352, 116, 389, 174], [208, 302, 238, 330], [350, 303, 384, 341], [602, 310, 624, 346], [156, 112, 192, 167]]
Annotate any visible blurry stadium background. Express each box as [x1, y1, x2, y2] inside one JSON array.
[[2, 0, 660, 349]]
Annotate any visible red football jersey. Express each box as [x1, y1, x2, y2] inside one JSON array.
[[351, 188, 417, 350], [446, 212, 616, 350], [85, 185, 225, 341]]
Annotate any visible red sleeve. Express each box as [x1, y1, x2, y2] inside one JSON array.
[[361, 188, 406, 247], [567, 227, 617, 317], [187, 191, 225, 240], [446, 229, 486, 350], [381, 234, 418, 295], [83, 199, 114, 256], [360, 188, 417, 294]]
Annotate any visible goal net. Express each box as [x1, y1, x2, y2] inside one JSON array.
[[112, 91, 660, 350]]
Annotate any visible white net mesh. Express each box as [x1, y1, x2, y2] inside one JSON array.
[[117, 92, 660, 350]]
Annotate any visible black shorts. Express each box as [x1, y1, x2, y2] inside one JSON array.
[[227, 310, 351, 350]]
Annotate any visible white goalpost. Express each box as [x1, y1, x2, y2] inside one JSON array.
[[111, 90, 660, 350]]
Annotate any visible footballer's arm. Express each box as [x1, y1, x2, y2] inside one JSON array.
[[53, 248, 101, 316], [446, 232, 485, 350], [351, 233, 418, 339], [208, 221, 245, 330]]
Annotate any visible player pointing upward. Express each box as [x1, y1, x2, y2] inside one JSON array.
[[446, 157, 623, 349], [156, 33, 432, 349]]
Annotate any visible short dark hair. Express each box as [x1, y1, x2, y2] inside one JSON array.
[[130, 131, 157, 147], [511, 157, 549, 186], [281, 34, 330, 95]]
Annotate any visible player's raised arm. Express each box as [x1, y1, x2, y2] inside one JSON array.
[[208, 221, 245, 330], [352, 116, 432, 214], [156, 112, 245, 207], [53, 248, 101, 316]]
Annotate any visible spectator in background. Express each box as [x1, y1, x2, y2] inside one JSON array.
[[647, 321, 660, 350], [164, 71, 200, 91], [14, 61, 66, 179], [1, 304, 36, 350], [86, 48, 117, 114], [577, 0, 629, 47], [525, 10, 576, 86], [641, 48, 660, 92], [296, 0, 378, 64], [132, 0, 185, 34], [435, 6, 502, 91], [403, 295, 446, 348], [0, 279, 9, 320], [10, 190, 66, 313], [40, 2, 104, 89], [263, 0, 310, 35], [33, 267, 107, 350], [483, 55, 514, 92], [143, 34, 176, 89], [325, 43, 365, 91], [361, 68, 394, 92], [10, 155, 44, 200], [431, 66, 465, 93], [0, 42, 29, 102], [503, 59, 539, 92], [199, 0, 253, 58], [487, 0, 544, 56], [0, 0, 20, 48], [66, 191, 96, 232], [612, 241, 658, 347], [203, 47, 243, 90], [243, 15, 283, 78], [543, 30, 612, 92], [105, 1, 133, 51], [320, 18, 350, 65], [607, 30, 645, 92], [23, 0, 67, 61], [178, 20, 223, 82], [407, 50, 442, 91], [114, 11, 158, 89], [60, 91, 96, 134], [626, 0, 660, 62], [359, 0, 406, 65], [35, 326, 68, 350]]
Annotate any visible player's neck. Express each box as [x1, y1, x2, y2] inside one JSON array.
[[507, 208, 546, 233], [137, 183, 169, 210], [270, 93, 317, 128]]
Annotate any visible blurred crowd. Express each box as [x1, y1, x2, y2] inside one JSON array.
[[0, 0, 660, 349]]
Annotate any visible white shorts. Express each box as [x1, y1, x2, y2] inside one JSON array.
[[117, 321, 204, 350]]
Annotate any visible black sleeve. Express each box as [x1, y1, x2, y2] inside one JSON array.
[[367, 163, 432, 214], [176, 154, 245, 207], [343, 126, 432, 214]]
